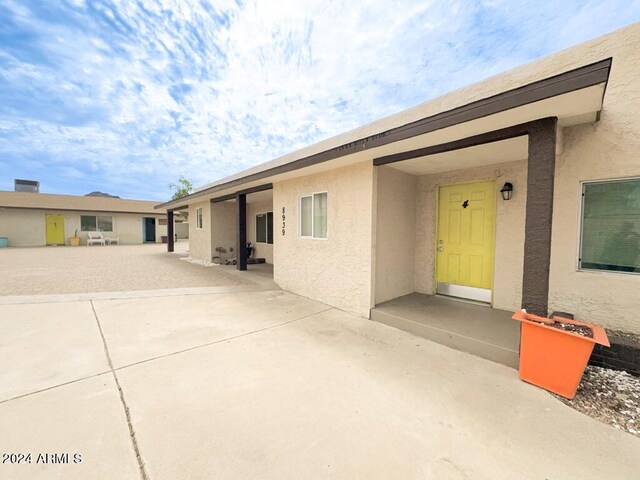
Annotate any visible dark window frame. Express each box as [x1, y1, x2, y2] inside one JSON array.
[[578, 177, 640, 275], [255, 212, 273, 245], [80, 215, 113, 232]]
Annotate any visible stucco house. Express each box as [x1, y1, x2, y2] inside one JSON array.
[[156, 24, 640, 363], [0, 190, 173, 246]]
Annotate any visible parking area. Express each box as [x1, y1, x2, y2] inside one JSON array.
[[0, 242, 244, 296], [1, 283, 640, 479], [1, 244, 639, 479]]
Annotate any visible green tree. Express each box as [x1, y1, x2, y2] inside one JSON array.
[[170, 176, 193, 200], [169, 177, 193, 219]]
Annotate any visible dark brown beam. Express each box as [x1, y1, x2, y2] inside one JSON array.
[[238, 183, 273, 195], [521, 117, 558, 316], [211, 193, 235, 203], [167, 210, 174, 253], [156, 58, 611, 210], [211, 183, 273, 203], [236, 193, 247, 271], [167, 204, 189, 212], [373, 122, 531, 166]]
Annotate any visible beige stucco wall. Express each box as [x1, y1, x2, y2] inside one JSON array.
[[188, 201, 213, 260], [155, 218, 167, 243], [0, 209, 164, 246], [175, 222, 189, 239], [413, 160, 528, 312], [210, 201, 236, 261], [0, 209, 46, 246], [273, 161, 375, 317], [109, 214, 141, 244], [247, 198, 274, 264], [547, 30, 640, 332], [374, 166, 417, 303]]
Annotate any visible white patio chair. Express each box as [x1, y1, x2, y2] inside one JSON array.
[[87, 232, 106, 246]]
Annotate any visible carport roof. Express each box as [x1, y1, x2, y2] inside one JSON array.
[[0, 191, 167, 215], [156, 54, 612, 211]]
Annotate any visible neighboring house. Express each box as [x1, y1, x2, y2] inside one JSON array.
[[156, 24, 640, 335], [0, 191, 172, 246]]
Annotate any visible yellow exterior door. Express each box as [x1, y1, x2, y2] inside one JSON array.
[[45, 214, 65, 245], [436, 181, 495, 301]]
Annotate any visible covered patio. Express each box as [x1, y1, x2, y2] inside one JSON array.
[[164, 185, 274, 274], [371, 59, 611, 363], [210, 184, 274, 272]]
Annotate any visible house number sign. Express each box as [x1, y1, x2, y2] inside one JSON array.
[[282, 207, 286, 236]]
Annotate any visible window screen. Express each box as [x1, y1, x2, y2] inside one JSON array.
[[313, 192, 327, 239], [580, 179, 640, 273], [196, 208, 203, 229], [81, 215, 97, 231], [300, 196, 312, 237], [256, 214, 267, 243], [256, 212, 274, 244]]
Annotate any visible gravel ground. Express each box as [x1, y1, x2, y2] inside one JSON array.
[[558, 366, 640, 437]]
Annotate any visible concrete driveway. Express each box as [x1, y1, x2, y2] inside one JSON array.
[[0, 241, 242, 296], [1, 283, 640, 480]]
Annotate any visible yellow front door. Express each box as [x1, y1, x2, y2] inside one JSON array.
[[45, 214, 65, 245], [436, 180, 495, 302]]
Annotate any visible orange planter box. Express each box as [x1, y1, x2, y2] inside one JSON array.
[[512, 311, 610, 399]]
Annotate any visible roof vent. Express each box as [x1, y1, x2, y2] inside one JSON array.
[[14, 179, 39, 193]]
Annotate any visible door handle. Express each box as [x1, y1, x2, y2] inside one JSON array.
[[437, 247, 444, 252]]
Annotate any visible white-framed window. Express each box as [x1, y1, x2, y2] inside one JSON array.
[[299, 192, 327, 239], [256, 212, 273, 244], [579, 177, 640, 274], [196, 207, 203, 229], [81, 215, 113, 232]]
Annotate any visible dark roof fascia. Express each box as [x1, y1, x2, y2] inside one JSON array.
[[155, 58, 612, 210]]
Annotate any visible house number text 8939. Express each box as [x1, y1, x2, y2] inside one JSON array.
[[282, 207, 286, 236]]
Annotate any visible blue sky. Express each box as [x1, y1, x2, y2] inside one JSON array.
[[1, 0, 639, 201]]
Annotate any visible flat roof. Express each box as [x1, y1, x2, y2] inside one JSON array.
[[156, 23, 630, 211], [0, 191, 167, 215]]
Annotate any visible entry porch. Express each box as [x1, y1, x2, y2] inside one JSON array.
[[371, 293, 520, 368], [371, 60, 611, 364]]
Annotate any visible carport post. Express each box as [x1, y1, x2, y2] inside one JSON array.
[[521, 117, 557, 317], [236, 193, 247, 271], [167, 210, 174, 252]]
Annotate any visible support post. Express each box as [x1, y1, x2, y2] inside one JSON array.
[[521, 117, 557, 316], [236, 193, 247, 271], [167, 210, 174, 252]]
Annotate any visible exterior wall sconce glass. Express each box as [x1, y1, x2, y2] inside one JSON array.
[[500, 182, 514, 201]]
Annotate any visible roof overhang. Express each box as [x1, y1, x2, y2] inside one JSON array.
[[0, 205, 166, 215], [156, 58, 611, 211]]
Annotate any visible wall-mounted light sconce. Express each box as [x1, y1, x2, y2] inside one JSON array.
[[500, 182, 514, 201]]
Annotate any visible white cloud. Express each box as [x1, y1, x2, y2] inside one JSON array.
[[0, 0, 639, 199]]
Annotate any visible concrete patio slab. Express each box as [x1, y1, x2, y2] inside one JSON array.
[[0, 373, 140, 480], [0, 301, 108, 402], [93, 290, 330, 368], [116, 308, 640, 480], [372, 293, 521, 368]]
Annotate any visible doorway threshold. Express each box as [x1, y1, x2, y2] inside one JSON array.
[[436, 294, 491, 308]]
